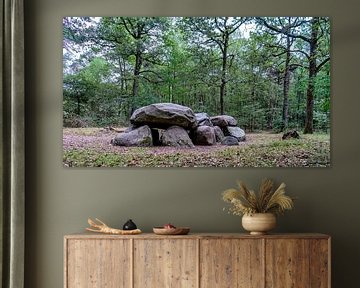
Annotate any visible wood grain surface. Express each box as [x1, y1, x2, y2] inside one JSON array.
[[133, 239, 198, 288], [309, 239, 330, 288], [265, 239, 310, 287], [65, 239, 131, 288], [200, 238, 264, 288], [64, 233, 330, 288]]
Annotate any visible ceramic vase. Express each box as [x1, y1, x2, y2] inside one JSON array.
[[242, 213, 276, 235]]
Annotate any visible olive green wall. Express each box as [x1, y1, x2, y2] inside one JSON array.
[[24, 0, 360, 287]]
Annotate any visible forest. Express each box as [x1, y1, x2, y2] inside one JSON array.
[[63, 16, 330, 133], [63, 17, 330, 167]]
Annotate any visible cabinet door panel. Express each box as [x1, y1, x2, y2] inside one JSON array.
[[200, 239, 264, 288], [66, 239, 131, 288], [310, 239, 330, 288], [134, 239, 198, 288], [265, 239, 310, 288]]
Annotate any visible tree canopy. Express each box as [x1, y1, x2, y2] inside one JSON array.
[[63, 17, 330, 133]]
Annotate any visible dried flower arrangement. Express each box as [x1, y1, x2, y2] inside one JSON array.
[[222, 179, 294, 216]]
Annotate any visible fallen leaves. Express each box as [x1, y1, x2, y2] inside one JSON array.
[[63, 128, 330, 168]]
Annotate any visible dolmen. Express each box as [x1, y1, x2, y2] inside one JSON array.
[[111, 103, 246, 147]]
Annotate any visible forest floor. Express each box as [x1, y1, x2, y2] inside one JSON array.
[[63, 128, 330, 168]]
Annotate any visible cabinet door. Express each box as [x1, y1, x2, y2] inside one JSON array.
[[200, 239, 264, 288], [266, 239, 309, 288], [265, 239, 329, 288], [309, 239, 330, 288], [133, 239, 198, 288], [65, 239, 131, 288]]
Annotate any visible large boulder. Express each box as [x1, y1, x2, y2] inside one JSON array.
[[213, 126, 225, 142], [282, 130, 300, 140], [160, 126, 194, 148], [223, 126, 246, 142], [124, 124, 137, 133], [221, 136, 239, 146], [112, 125, 153, 147], [195, 112, 213, 127], [130, 103, 197, 129], [210, 115, 237, 127], [193, 126, 216, 145]]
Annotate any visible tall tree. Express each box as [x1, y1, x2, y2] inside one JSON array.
[[258, 17, 306, 131], [260, 17, 330, 133], [98, 17, 168, 113], [183, 17, 247, 114]]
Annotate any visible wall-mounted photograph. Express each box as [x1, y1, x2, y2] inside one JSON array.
[[63, 17, 330, 167]]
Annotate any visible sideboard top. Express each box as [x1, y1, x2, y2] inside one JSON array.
[[64, 232, 330, 240]]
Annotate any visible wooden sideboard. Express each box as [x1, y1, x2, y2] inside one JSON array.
[[64, 233, 330, 288]]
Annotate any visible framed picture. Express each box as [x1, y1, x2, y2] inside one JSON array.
[[63, 17, 330, 168]]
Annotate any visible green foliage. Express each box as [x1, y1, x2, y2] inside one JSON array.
[[63, 57, 126, 126], [63, 17, 330, 131]]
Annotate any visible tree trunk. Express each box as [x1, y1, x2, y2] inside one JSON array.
[[304, 17, 319, 134], [267, 83, 277, 130], [249, 65, 256, 132], [304, 64, 316, 134], [282, 35, 291, 131], [76, 94, 81, 116], [169, 66, 175, 102], [219, 31, 229, 115], [118, 58, 125, 92], [296, 82, 302, 129], [131, 42, 142, 114], [118, 58, 125, 116]]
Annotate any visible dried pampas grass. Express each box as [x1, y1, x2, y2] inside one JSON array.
[[222, 179, 294, 216]]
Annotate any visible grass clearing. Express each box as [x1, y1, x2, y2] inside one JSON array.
[[63, 128, 330, 168]]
